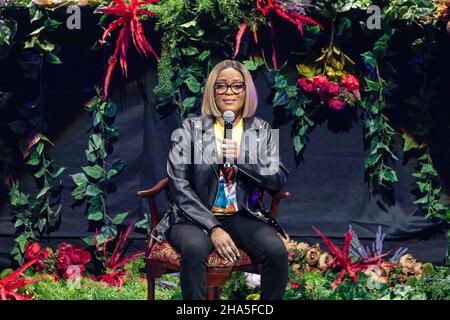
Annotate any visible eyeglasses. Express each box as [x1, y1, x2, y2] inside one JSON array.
[[214, 82, 246, 95]]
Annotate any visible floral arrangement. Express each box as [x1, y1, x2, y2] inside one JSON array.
[[23, 241, 91, 280], [298, 73, 360, 110], [281, 226, 432, 291]]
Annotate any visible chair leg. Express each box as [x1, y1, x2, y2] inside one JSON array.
[[147, 277, 156, 300], [206, 286, 221, 300]]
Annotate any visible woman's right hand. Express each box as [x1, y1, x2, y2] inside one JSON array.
[[210, 227, 241, 262]]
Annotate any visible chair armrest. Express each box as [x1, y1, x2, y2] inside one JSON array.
[[137, 177, 169, 198]]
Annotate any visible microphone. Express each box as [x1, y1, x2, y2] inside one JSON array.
[[222, 110, 235, 168]]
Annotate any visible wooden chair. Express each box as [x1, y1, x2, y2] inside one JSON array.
[[137, 177, 291, 300]]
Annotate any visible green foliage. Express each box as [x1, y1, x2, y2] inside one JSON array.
[[71, 91, 128, 247], [17, 257, 182, 300], [221, 272, 260, 300], [267, 70, 314, 162], [284, 267, 450, 300], [9, 136, 65, 265], [360, 34, 399, 195]]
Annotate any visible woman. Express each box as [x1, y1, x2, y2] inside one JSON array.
[[155, 60, 289, 300]]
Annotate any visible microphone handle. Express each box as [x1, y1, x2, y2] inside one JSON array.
[[224, 122, 233, 167]]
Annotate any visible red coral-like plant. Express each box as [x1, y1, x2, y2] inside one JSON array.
[[312, 226, 394, 289], [0, 259, 47, 300], [97, 0, 160, 99], [234, 0, 322, 69], [94, 220, 144, 288]]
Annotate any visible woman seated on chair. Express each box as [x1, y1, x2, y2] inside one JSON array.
[[156, 59, 290, 300]]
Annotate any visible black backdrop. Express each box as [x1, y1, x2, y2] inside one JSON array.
[[0, 9, 448, 268]]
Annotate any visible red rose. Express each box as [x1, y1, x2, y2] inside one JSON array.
[[67, 246, 91, 265], [24, 242, 41, 261], [298, 77, 313, 92], [329, 98, 347, 110], [56, 242, 72, 255], [341, 74, 359, 91], [328, 82, 341, 96], [55, 254, 71, 273], [312, 74, 329, 94], [290, 282, 300, 289]]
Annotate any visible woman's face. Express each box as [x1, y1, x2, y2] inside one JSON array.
[[214, 68, 246, 116]]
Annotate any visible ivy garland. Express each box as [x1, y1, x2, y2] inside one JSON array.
[[9, 136, 65, 265], [360, 34, 399, 195], [1, 3, 65, 264], [70, 91, 128, 246]]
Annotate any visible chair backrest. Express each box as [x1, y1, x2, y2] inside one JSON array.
[[137, 177, 291, 234]]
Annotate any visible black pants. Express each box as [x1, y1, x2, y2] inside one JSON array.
[[167, 209, 289, 300]]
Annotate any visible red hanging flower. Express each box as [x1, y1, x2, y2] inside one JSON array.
[[233, 0, 322, 67], [328, 98, 346, 110], [97, 0, 160, 99], [341, 74, 360, 91], [298, 77, 313, 92]]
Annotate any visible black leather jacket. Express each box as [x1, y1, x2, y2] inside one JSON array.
[[151, 113, 289, 243]]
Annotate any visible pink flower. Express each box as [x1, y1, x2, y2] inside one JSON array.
[[312, 74, 329, 94], [328, 82, 341, 96], [328, 98, 347, 110], [290, 282, 300, 289], [341, 74, 359, 91], [298, 77, 313, 92]]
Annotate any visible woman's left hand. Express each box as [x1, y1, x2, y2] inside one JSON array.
[[218, 137, 239, 160]]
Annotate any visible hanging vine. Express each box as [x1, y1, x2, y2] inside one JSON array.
[[70, 90, 128, 246]]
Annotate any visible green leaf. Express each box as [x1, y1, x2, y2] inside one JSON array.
[[15, 233, 29, 253], [273, 91, 288, 106], [51, 167, 66, 179], [46, 52, 62, 64], [107, 169, 119, 179], [293, 135, 304, 153], [296, 64, 314, 78], [337, 17, 351, 36], [111, 211, 130, 225], [243, 60, 258, 71], [71, 173, 88, 186], [26, 158, 40, 166], [361, 52, 378, 68], [36, 186, 50, 199], [82, 165, 103, 179], [383, 169, 398, 183], [180, 46, 199, 56], [44, 18, 63, 32], [182, 97, 196, 110], [198, 50, 210, 61], [29, 26, 45, 36], [274, 75, 287, 89], [86, 185, 102, 197], [71, 183, 87, 200], [101, 225, 117, 239], [34, 166, 46, 178], [364, 78, 382, 92], [88, 210, 103, 221], [184, 76, 201, 93], [413, 195, 429, 205]]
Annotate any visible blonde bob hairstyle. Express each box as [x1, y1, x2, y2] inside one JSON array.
[[201, 60, 258, 118]]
